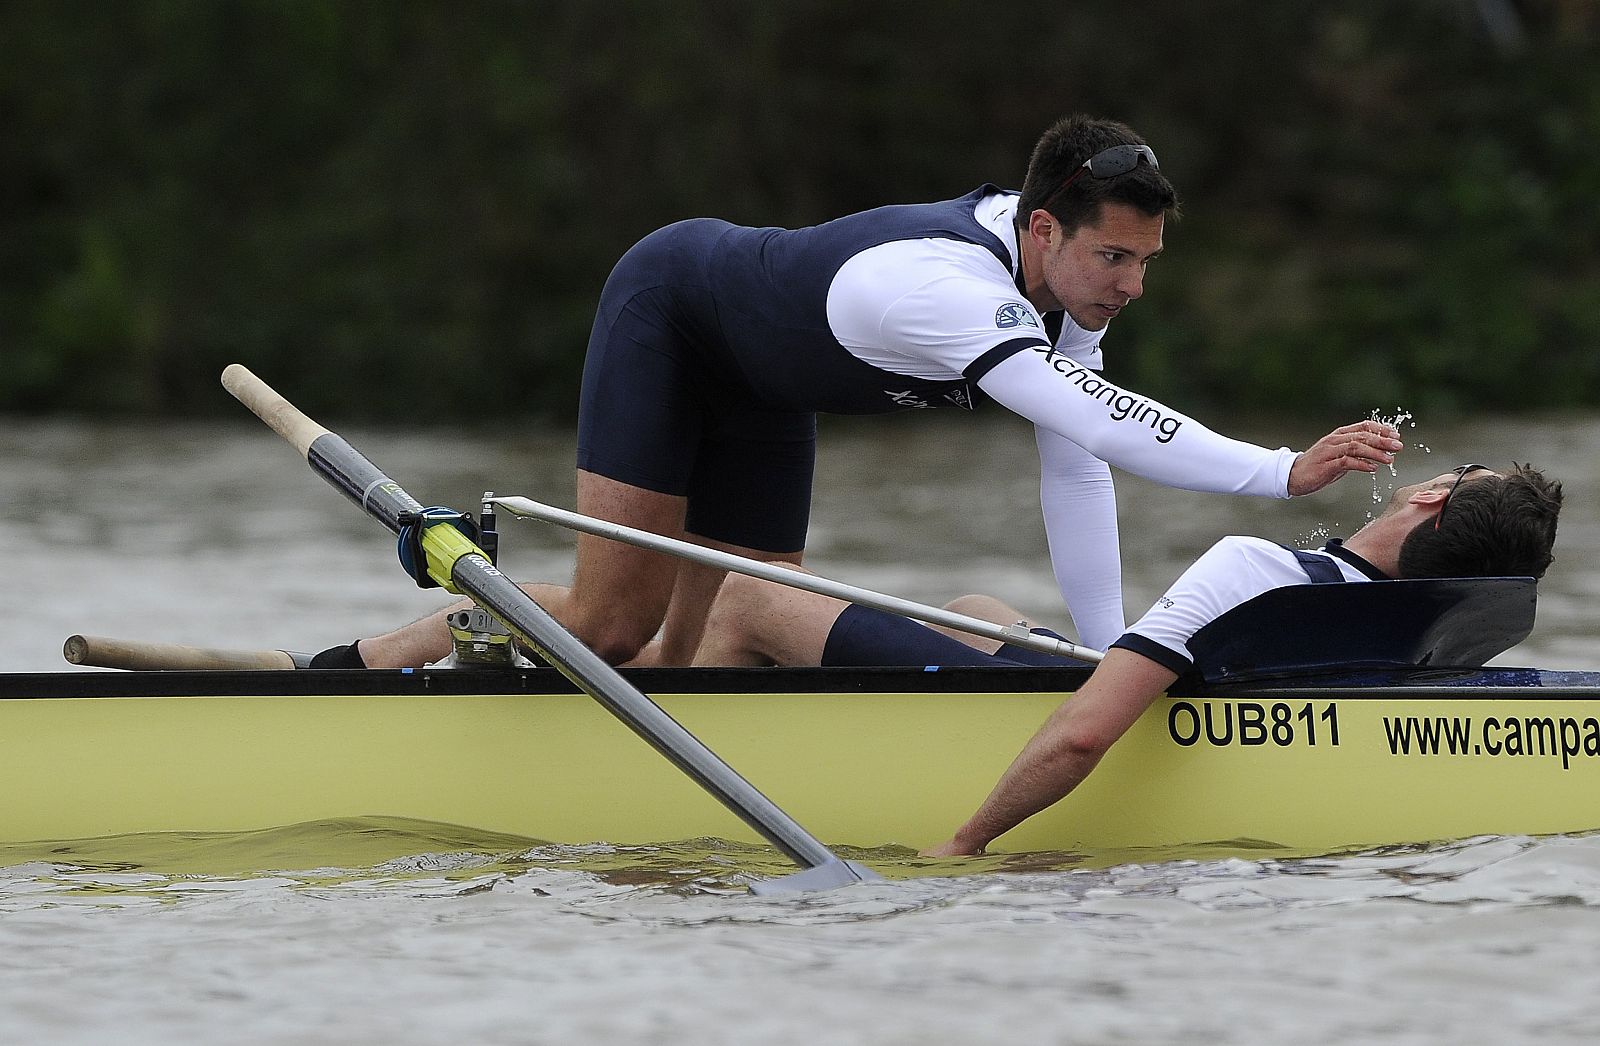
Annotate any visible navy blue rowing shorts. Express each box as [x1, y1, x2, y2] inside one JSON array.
[[576, 219, 816, 554], [821, 604, 1092, 668]]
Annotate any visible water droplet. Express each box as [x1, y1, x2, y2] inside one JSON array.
[[1298, 524, 1335, 546]]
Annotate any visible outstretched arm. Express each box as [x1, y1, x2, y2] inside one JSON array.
[[977, 350, 1400, 498], [924, 648, 1179, 856]]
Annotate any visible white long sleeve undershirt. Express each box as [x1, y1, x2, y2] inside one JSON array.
[[977, 348, 1297, 498], [979, 348, 1297, 648], [1034, 427, 1125, 652]]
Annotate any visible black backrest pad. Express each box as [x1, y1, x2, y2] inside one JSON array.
[[1185, 577, 1537, 683]]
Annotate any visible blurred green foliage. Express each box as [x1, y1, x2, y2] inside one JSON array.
[[2, 0, 1596, 421]]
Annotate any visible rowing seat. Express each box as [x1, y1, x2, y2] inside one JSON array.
[[1185, 577, 1538, 683]]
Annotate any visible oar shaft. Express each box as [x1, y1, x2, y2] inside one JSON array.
[[447, 554, 842, 870], [491, 496, 1104, 665], [223, 363, 421, 532], [221, 365, 862, 882]]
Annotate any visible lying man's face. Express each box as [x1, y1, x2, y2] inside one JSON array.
[[1384, 464, 1500, 517]]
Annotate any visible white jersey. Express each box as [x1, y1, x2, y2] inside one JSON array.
[[824, 189, 1296, 649], [1112, 537, 1386, 673]]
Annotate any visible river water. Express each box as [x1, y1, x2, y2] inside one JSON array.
[[2, 410, 1599, 1044]]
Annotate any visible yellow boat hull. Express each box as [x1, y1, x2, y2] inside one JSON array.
[[5, 667, 1599, 856]]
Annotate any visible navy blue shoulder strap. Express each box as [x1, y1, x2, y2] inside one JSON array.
[[1280, 545, 1345, 584]]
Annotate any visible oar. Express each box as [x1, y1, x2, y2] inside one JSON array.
[[64, 635, 309, 671], [220, 364, 876, 894], [490, 496, 1105, 665]]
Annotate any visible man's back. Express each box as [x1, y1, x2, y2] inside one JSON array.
[[696, 186, 1026, 412]]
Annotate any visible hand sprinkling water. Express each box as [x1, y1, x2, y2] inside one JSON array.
[[1286, 420, 1405, 496]]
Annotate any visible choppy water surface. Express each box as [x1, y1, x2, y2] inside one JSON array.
[[5, 824, 1600, 1044], [3, 411, 1600, 1044]]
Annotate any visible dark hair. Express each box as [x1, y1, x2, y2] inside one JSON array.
[[1016, 115, 1180, 236], [1397, 464, 1563, 579]]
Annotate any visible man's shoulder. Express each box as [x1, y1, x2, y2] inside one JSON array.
[[1197, 534, 1294, 564], [826, 235, 1020, 321], [1184, 536, 1328, 592], [1118, 535, 1322, 667]]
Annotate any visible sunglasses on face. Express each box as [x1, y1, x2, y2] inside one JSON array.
[[1434, 463, 1493, 531], [1052, 143, 1160, 200]]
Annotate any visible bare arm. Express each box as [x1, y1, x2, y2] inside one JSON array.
[[924, 648, 1179, 856]]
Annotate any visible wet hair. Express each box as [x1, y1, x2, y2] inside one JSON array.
[[1016, 115, 1180, 236], [1397, 464, 1563, 579]]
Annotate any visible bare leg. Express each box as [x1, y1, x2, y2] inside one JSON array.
[[353, 598, 472, 669], [932, 594, 1035, 654], [357, 471, 805, 668], [623, 538, 803, 666], [694, 580, 1049, 668], [554, 473, 689, 663], [693, 569, 848, 667], [348, 580, 581, 669], [357, 471, 685, 668]]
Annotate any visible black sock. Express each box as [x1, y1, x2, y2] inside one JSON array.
[[309, 640, 369, 669]]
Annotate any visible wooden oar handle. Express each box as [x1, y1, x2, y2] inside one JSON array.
[[64, 635, 298, 671], [221, 363, 329, 458]]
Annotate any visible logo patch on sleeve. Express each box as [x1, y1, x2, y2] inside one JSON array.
[[995, 303, 1039, 329]]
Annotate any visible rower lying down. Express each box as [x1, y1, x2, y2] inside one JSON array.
[[693, 464, 1562, 855]]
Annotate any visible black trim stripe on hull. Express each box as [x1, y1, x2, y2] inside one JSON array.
[[4, 666, 1599, 701]]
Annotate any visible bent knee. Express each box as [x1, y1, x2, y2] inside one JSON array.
[[943, 594, 1024, 625], [583, 626, 656, 666], [698, 573, 753, 630], [713, 570, 764, 605], [703, 569, 802, 635], [564, 613, 660, 666]]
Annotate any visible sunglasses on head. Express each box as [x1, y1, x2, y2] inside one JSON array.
[[1052, 143, 1160, 201], [1434, 463, 1493, 531]]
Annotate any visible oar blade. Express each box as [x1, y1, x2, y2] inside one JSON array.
[[749, 859, 884, 896]]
